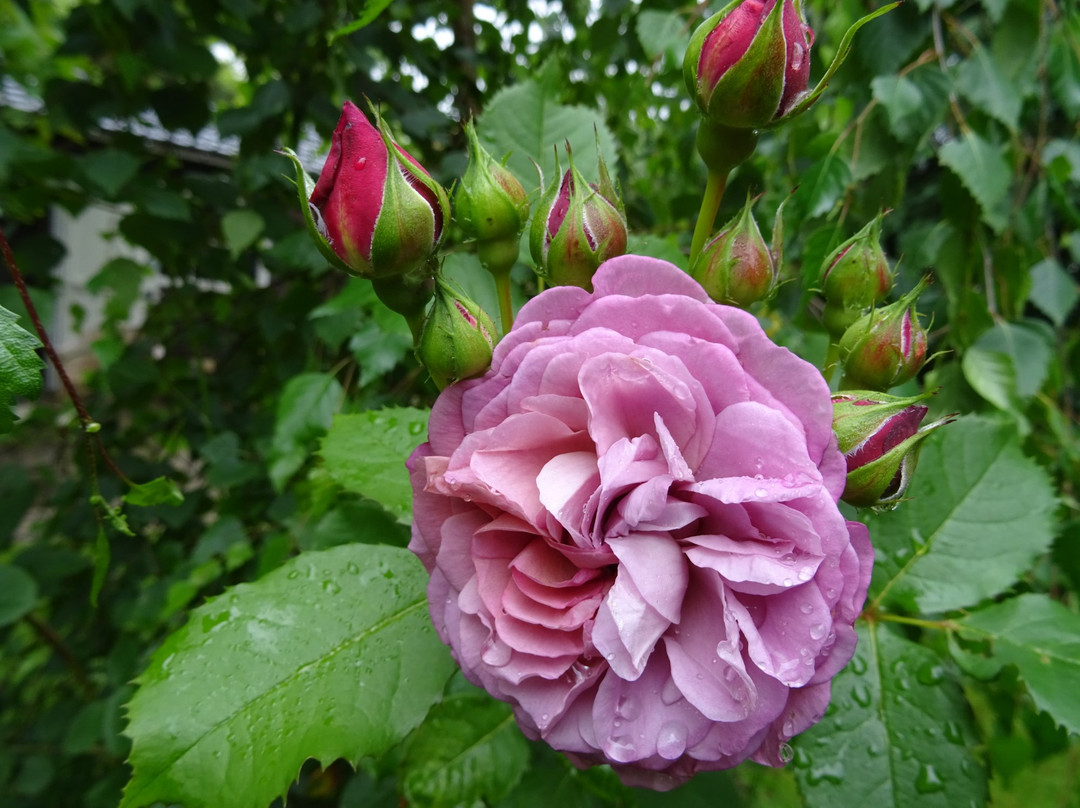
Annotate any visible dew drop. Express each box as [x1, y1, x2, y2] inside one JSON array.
[[321, 580, 341, 595], [944, 720, 965, 745], [778, 742, 795, 764], [790, 43, 805, 72], [851, 654, 868, 675], [851, 683, 872, 708], [915, 764, 945, 794], [800, 603, 814, 615], [657, 721, 688, 760], [810, 623, 827, 640], [355, 157, 367, 170], [755, 487, 768, 498], [782, 578, 794, 587], [782, 718, 796, 738], [917, 661, 945, 686], [287, 570, 301, 580], [806, 759, 844, 784], [797, 567, 813, 582], [346, 562, 360, 574], [660, 677, 682, 705]]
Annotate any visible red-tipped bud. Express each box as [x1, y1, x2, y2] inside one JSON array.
[[307, 101, 450, 279], [839, 278, 931, 391], [832, 391, 954, 507], [417, 277, 496, 389], [683, 0, 814, 130], [690, 195, 776, 307], [529, 148, 627, 290]]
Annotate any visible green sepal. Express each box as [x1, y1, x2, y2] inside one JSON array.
[[777, 2, 902, 125], [277, 147, 354, 275]]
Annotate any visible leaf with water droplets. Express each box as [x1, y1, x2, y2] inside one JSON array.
[[864, 416, 1056, 614], [120, 545, 455, 808], [319, 407, 430, 524], [959, 594, 1080, 736], [795, 622, 986, 808], [400, 690, 529, 808]]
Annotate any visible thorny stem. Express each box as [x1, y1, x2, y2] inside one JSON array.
[[0, 225, 131, 489]]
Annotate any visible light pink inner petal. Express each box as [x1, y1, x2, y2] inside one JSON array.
[[686, 473, 821, 505], [537, 451, 601, 541], [729, 584, 832, 687], [608, 532, 686, 622], [685, 534, 822, 595], [663, 570, 756, 721], [592, 573, 670, 680], [502, 578, 602, 630]]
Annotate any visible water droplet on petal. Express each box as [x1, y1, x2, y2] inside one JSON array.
[[657, 721, 688, 760], [800, 603, 814, 614], [755, 487, 768, 498], [790, 43, 805, 72], [810, 623, 827, 640], [782, 578, 794, 587], [355, 157, 367, 170], [778, 742, 794, 763], [615, 694, 640, 720]]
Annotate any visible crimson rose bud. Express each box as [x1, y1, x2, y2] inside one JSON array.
[[821, 215, 894, 339], [309, 100, 450, 279], [417, 277, 497, 389], [684, 0, 814, 129], [529, 149, 627, 290], [832, 391, 953, 507], [690, 195, 776, 307], [838, 278, 930, 391]]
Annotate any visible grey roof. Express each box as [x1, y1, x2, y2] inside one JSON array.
[[0, 76, 325, 170]]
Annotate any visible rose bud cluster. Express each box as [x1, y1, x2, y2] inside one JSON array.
[[417, 277, 497, 390], [683, 0, 814, 131], [455, 120, 530, 278], [530, 148, 627, 290], [690, 195, 777, 307], [305, 100, 450, 282], [838, 278, 930, 391], [820, 215, 894, 340], [832, 392, 954, 507], [409, 255, 872, 789]]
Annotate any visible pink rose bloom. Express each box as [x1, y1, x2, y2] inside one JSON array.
[[408, 256, 872, 789]]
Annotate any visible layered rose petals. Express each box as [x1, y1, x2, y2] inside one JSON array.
[[408, 255, 872, 789]]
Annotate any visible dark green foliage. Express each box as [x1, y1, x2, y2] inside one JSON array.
[[2, 0, 1078, 806]]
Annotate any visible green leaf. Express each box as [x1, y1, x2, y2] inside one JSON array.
[[123, 476, 184, 507], [1048, 22, 1080, 119], [319, 407, 429, 524], [961, 348, 1026, 425], [90, 525, 110, 608], [938, 131, 1012, 233], [971, 320, 1054, 400], [0, 563, 38, 626], [89, 494, 136, 537], [866, 416, 1057, 614], [871, 74, 925, 142], [79, 148, 141, 197], [796, 622, 985, 807], [1028, 258, 1079, 327], [121, 544, 455, 808], [221, 209, 265, 259], [789, 152, 852, 220], [954, 44, 1023, 132], [329, 0, 395, 41], [0, 303, 44, 433], [268, 372, 344, 490], [87, 257, 151, 323], [635, 10, 687, 68], [401, 691, 529, 808], [959, 594, 1080, 735], [478, 78, 618, 191]]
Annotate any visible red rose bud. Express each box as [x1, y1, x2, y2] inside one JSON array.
[[832, 391, 954, 507], [455, 120, 530, 247], [529, 148, 627, 290], [689, 195, 776, 307], [820, 215, 894, 338], [308, 100, 450, 279], [683, 0, 813, 130], [417, 277, 496, 389], [838, 277, 931, 391]]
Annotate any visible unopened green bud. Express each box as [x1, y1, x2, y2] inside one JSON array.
[[417, 278, 497, 389], [455, 120, 530, 252], [820, 215, 893, 338], [690, 195, 776, 307]]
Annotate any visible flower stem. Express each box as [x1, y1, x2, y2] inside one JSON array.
[[493, 270, 514, 336], [689, 170, 727, 268]]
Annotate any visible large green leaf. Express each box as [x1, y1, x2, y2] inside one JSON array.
[[121, 544, 454, 808], [401, 691, 529, 808], [0, 563, 38, 626], [954, 44, 1023, 132], [796, 622, 985, 807], [0, 303, 43, 433], [866, 417, 1056, 614], [478, 73, 618, 190], [938, 131, 1012, 233], [319, 407, 430, 524], [959, 594, 1080, 735]]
